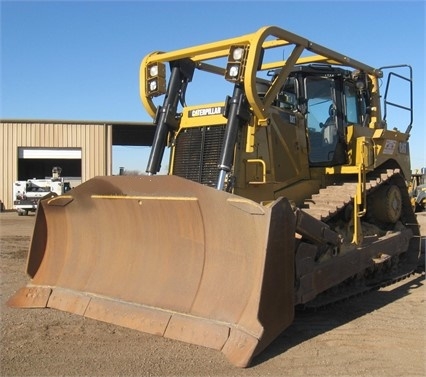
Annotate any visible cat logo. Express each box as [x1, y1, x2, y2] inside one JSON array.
[[188, 106, 224, 118]]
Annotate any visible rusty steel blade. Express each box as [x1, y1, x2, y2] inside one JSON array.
[[8, 175, 296, 367]]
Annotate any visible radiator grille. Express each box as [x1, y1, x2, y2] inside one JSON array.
[[173, 126, 225, 187]]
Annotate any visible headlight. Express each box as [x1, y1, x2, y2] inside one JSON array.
[[228, 65, 240, 78], [148, 79, 158, 92], [232, 47, 245, 61], [149, 65, 159, 77]]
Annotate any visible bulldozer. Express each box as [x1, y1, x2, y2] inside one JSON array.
[[8, 26, 421, 367]]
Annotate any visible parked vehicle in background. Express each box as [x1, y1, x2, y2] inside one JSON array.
[[410, 168, 426, 212], [13, 167, 71, 216]]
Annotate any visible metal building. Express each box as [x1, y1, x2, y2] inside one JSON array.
[[1, 120, 155, 210]]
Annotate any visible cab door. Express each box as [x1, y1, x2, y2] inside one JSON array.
[[305, 75, 347, 166]]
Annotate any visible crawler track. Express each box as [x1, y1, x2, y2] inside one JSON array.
[[300, 169, 422, 308], [304, 169, 411, 222]]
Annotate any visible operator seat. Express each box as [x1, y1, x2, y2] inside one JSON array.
[[321, 104, 337, 145]]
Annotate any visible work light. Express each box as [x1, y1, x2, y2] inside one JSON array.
[[146, 62, 166, 97], [225, 45, 248, 82]]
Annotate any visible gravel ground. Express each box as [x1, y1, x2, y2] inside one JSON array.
[[1, 211, 425, 377]]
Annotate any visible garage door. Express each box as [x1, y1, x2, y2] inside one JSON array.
[[18, 148, 82, 159], [18, 148, 82, 181]]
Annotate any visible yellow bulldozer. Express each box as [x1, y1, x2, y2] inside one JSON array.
[[8, 26, 422, 367]]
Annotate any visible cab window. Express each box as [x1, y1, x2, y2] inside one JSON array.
[[305, 77, 334, 131], [275, 77, 297, 110], [344, 84, 360, 124], [305, 76, 337, 163]]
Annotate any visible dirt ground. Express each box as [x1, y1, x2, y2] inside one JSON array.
[[1, 211, 425, 377]]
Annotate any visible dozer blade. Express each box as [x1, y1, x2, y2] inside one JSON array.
[[8, 175, 296, 367]]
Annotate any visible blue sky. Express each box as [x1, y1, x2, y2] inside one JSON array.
[[1, 0, 425, 173]]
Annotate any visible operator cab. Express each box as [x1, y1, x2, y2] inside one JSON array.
[[272, 65, 370, 167]]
